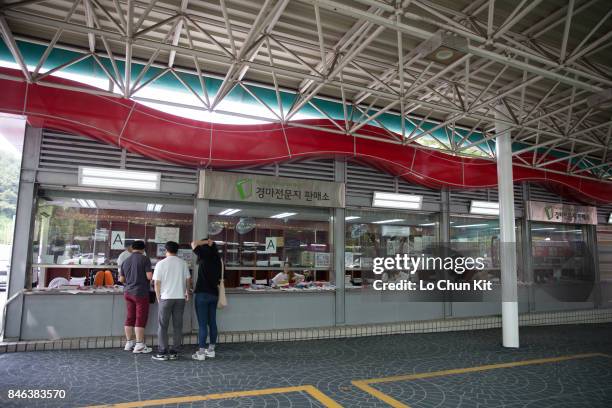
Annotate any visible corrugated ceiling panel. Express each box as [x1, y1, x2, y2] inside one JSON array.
[[40, 130, 197, 184]]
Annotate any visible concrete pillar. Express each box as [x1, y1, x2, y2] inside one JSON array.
[[521, 182, 535, 312], [3, 126, 41, 341], [334, 159, 346, 325], [192, 196, 209, 274], [191, 192, 209, 332], [587, 224, 601, 308], [495, 108, 519, 348], [440, 188, 452, 318]]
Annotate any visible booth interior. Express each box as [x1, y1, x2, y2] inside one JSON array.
[[4, 130, 608, 341], [18, 184, 603, 339]]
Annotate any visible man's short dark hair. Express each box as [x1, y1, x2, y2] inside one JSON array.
[[131, 240, 145, 251], [165, 241, 179, 254], [124, 240, 132, 249]]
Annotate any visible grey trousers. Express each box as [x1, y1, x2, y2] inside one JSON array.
[[157, 299, 186, 353]]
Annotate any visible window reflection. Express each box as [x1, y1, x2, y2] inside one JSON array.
[[531, 223, 592, 283], [32, 193, 193, 287], [208, 202, 331, 287], [450, 216, 523, 283], [345, 210, 439, 286]]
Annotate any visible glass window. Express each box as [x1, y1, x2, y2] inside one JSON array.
[[450, 216, 523, 283], [345, 209, 439, 286], [208, 202, 331, 287], [597, 225, 612, 307], [531, 223, 592, 283], [598, 225, 612, 281], [32, 192, 193, 288]]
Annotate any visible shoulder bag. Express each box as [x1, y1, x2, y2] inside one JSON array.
[[217, 260, 227, 309]]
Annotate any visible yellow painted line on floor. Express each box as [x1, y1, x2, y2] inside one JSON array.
[[353, 380, 409, 408], [352, 352, 609, 408], [85, 384, 342, 408]]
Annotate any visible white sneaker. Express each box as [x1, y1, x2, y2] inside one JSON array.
[[124, 340, 135, 351], [191, 350, 206, 361], [133, 343, 152, 354], [204, 349, 215, 358]]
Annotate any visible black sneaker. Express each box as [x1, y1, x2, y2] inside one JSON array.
[[168, 350, 179, 360], [151, 353, 169, 361]]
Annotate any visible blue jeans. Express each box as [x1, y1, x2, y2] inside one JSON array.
[[195, 292, 218, 348]]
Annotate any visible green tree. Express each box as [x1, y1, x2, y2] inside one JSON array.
[[0, 148, 20, 218]]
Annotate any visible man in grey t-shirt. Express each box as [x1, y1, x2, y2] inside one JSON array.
[[119, 240, 153, 353]]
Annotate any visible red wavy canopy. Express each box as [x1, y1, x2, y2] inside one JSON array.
[[0, 67, 610, 204]]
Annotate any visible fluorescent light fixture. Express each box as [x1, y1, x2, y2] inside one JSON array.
[[418, 222, 436, 226], [372, 219, 404, 224], [609, 214, 612, 224], [470, 200, 499, 215], [451, 223, 489, 228], [76, 199, 96, 208], [79, 167, 161, 191], [531, 227, 556, 231], [270, 212, 297, 219], [220, 209, 241, 216], [372, 192, 423, 210], [146, 203, 163, 212], [345, 216, 361, 221]]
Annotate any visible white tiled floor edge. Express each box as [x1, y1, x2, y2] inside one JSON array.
[[2, 308, 611, 353]]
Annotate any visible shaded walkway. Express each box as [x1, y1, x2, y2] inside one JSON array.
[[1, 323, 612, 407]]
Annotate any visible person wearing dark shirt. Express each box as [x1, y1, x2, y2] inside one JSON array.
[[119, 240, 153, 354], [191, 237, 222, 360]]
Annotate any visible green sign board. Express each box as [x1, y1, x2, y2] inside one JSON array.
[[199, 170, 345, 208], [527, 201, 597, 225]]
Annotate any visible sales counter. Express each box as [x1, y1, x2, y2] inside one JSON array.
[[343, 282, 534, 323], [18, 286, 337, 341]]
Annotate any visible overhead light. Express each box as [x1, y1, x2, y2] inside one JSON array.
[[372, 192, 423, 210], [452, 223, 489, 228], [609, 214, 612, 224], [270, 212, 297, 219], [435, 49, 454, 61], [79, 166, 161, 191], [415, 32, 467, 65], [470, 201, 499, 215], [531, 227, 556, 231], [76, 198, 96, 208], [146, 203, 163, 212], [345, 216, 361, 221], [418, 222, 437, 226], [372, 219, 404, 224], [220, 209, 241, 216]]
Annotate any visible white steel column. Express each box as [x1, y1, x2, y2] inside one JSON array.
[[495, 106, 520, 348], [2, 127, 41, 341], [334, 159, 346, 325]]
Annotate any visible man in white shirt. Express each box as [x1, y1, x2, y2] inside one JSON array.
[[152, 241, 191, 361]]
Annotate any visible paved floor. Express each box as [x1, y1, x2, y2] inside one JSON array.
[[1, 323, 611, 407]]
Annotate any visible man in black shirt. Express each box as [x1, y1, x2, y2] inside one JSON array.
[[119, 240, 153, 353]]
